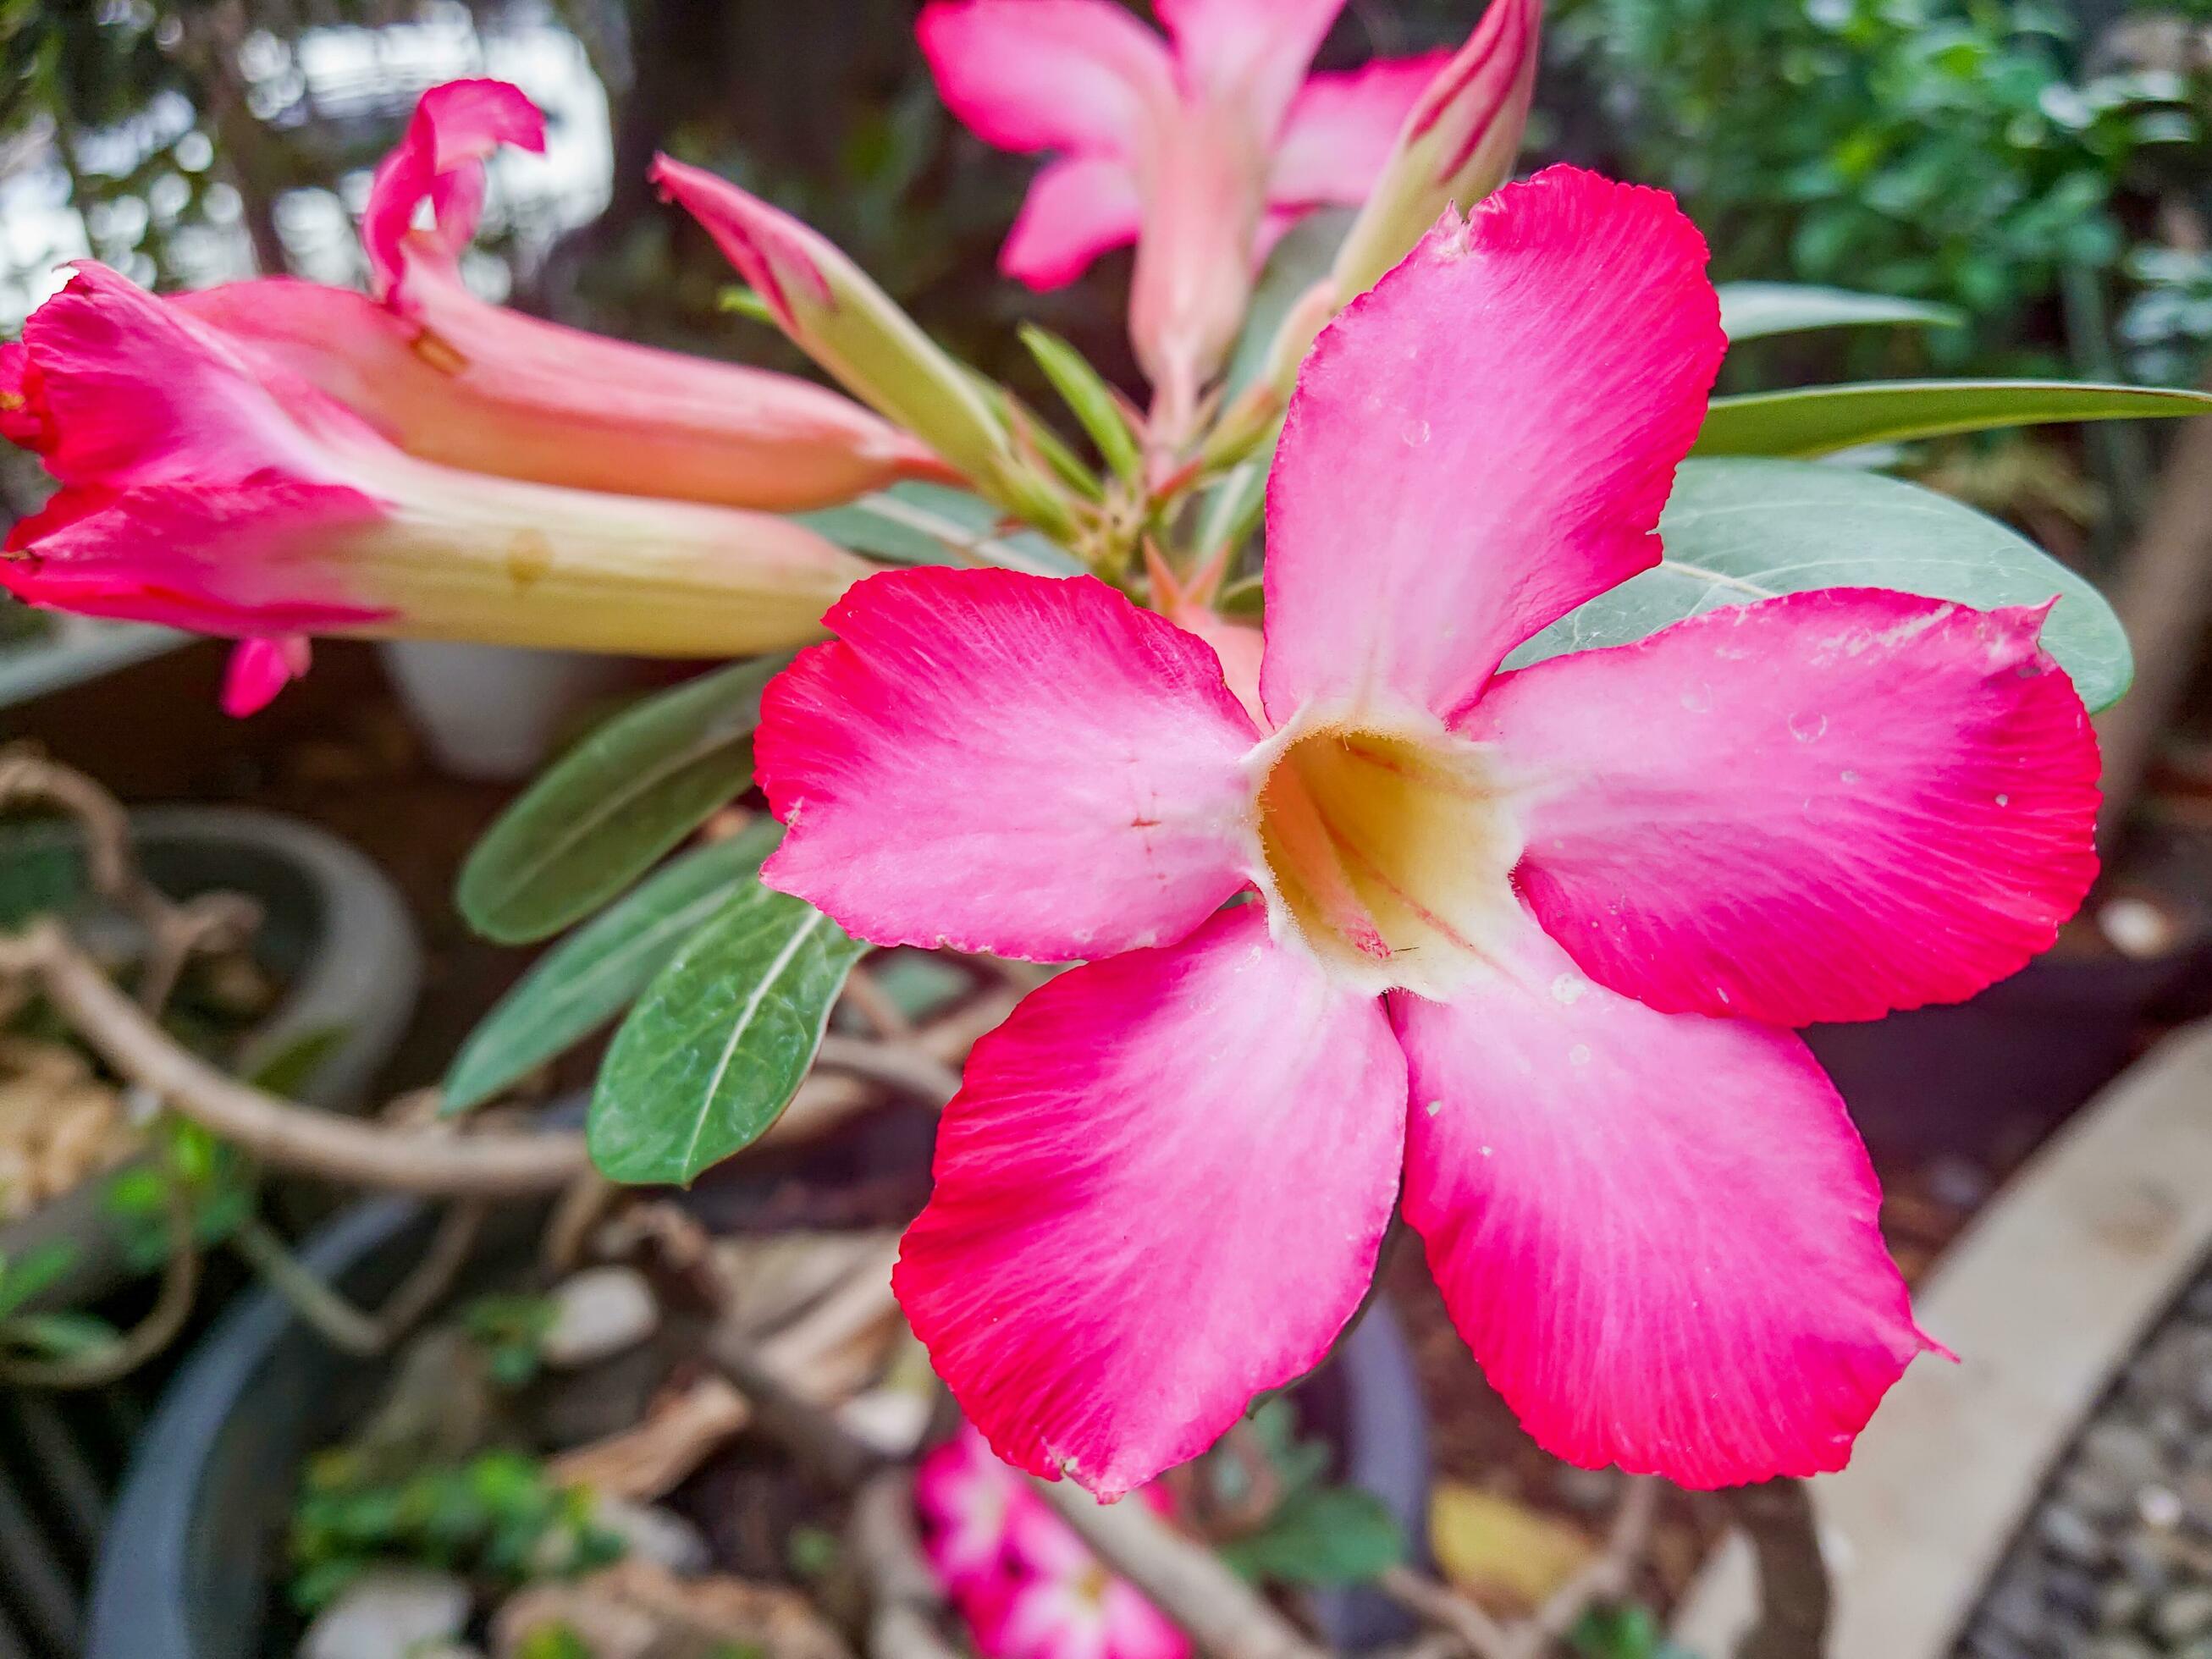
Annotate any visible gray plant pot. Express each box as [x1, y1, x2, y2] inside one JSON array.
[[87, 1194, 1431, 1659]]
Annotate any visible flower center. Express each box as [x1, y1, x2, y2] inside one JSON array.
[[1254, 717, 1524, 999]]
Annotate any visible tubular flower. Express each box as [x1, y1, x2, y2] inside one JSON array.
[[918, 1426, 1189, 1659], [752, 168, 2103, 1496], [172, 80, 947, 513], [0, 264, 872, 711], [916, 0, 1456, 430]]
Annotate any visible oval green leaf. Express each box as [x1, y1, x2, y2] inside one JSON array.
[[457, 656, 786, 945], [587, 883, 864, 1185], [1509, 458, 2132, 710], [1716, 282, 1962, 342], [795, 482, 1081, 576], [1695, 379, 2212, 459], [443, 822, 781, 1115]]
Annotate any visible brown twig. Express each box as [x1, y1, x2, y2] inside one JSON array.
[[814, 1035, 961, 1107], [3, 921, 591, 1195], [707, 1320, 885, 1489], [1029, 1474, 1327, 1659], [1378, 1568, 1514, 1659], [0, 1163, 200, 1388], [841, 968, 914, 1039], [1724, 1479, 1829, 1659], [850, 1469, 963, 1659], [229, 1199, 488, 1357]]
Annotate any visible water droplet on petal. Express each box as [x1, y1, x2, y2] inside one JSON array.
[[1996, 793, 2010, 807], [1789, 711, 1829, 743], [1568, 1043, 1592, 1068], [1680, 684, 1714, 714], [1840, 769, 1859, 785], [1550, 973, 1587, 1006], [1425, 1099, 1444, 1116], [1403, 418, 1431, 446]]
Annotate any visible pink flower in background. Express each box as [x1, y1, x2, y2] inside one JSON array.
[[918, 1426, 1189, 1659], [754, 167, 2103, 1496], [0, 265, 869, 711], [917, 0, 1488, 428], [174, 80, 948, 512]]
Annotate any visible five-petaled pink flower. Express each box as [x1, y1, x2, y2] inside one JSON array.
[[918, 0, 1534, 431], [918, 1425, 1189, 1659], [753, 168, 2102, 1496], [174, 80, 948, 512]]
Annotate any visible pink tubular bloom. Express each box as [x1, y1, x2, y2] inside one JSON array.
[[2, 264, 873, 706], [173, 80, 949, 512], [753, 168, 2104, 1496], [918, 1426, 1190, 1659], [917, 0, 1453, 429]]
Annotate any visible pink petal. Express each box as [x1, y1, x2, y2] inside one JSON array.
[[1155, 0, 1345, 134], [756, 567, 1260, 961], [1258, 167, 1725, 727], [1471, 590, 2102, 1026], [362, 80, 546, 299], [1395, 907, 1939, 1488], [14, 265, 334, 490], [1001, 157, 1144, 289], [1100, 1583, 1191, 1659], [917, 0, 1176, 160], [220, 635, 313, 717], [1267, 52, 1453, 209], [894, 906, 1406, 1498], [918, 1426, 1027, 1590]]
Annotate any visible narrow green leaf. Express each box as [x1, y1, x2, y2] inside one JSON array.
[[1715, 282, 1963, 342], [444, 823, 782, 1114], [457, 658, 786, 945], [1195, 453, 1271, 565], [1695, 378, 2212, 458], [795, 482, 1082, 576], [1511, 458, 2133, 710], [1020, 324, 1145, 483], [1219, 1486, 1405, 1585], [587, 883, 865, 1185]]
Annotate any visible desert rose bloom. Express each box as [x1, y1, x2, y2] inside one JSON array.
[[172, 80, 946, 512], [917, 0, 1475, 430], [0, 264, 870, 712], [918, 1427, 1189, 1659], [752, 168, 2103, 1496]]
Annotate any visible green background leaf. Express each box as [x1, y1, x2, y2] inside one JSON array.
[[457, 657, 786, 945], [1219, 1486, 1406, 1585], [795, 482, 1080, 576], [588, 883, 864, 1185], [1695, 379, 2212, 458], [1715, 282, 1962, 342], [444, 823, 782, 1114], [1509, 459, 2132, 710]]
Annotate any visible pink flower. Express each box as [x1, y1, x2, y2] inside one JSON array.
[[172, 80, 949, 512], [916, 0, 1470, 431], [917, 1427, 1189, 1659], [1, 264, 870, 711], [752, 168, 2102, 1496]]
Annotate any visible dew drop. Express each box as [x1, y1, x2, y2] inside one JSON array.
[[1402, 418, 1431, 447], [1789, 711, 1829, 744], [1680, 684, 1714, 714], [1425, 1098, 1444, 1117], [1550, 973, 1587, 1006], [1996, 793, 2010, 807], [1840, 769, 1859, 785], [1478, 1144, 1494, 1158], [1568, 1043, 1592, 1068]]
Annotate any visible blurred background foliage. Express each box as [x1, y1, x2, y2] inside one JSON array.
[[9, 0, 2212, 541]]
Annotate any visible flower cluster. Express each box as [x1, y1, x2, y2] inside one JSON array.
[[917, 1426, 1188, 1659]]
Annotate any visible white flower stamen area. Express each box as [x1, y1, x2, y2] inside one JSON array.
[[1249, 708, 1525, 999]]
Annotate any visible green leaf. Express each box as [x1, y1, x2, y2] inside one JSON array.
[[443, 823, 781, 1114], [1696, 378, 2212, 458], [0, 1242, 79, 1319], [1225, 209, 1352, 399], [1021, 324, 1145, 483], [588, 883, 865, 1185], [1219, 1486, 1405, 1585], [1715, 282, 1963, 342], [1510, 459, 2132, 710], [3, 1309, 121, 1361], [457, 658, 787, 944], [795, 482, 1082, 576]]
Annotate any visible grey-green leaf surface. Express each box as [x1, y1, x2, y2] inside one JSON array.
[[587, 883, 864, 1185], [1695, 379, 2212, 458], [444, 823, 781, 1114], [457, 657, 786, 945], [795, 482, 1081, 576], [1509, 459, 2132, 710], [1224, 209, 1352, 399], [1715, 282, 1962, 342]]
